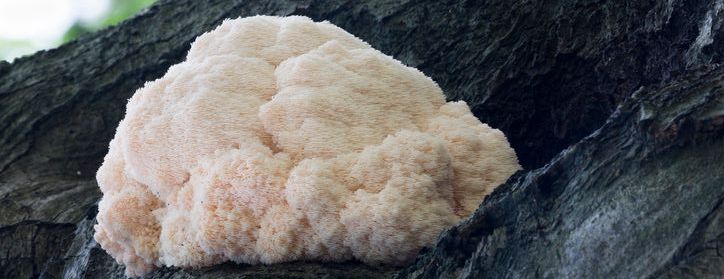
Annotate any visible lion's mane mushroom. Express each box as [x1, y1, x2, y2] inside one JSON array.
[[94, 15, 521, 277]]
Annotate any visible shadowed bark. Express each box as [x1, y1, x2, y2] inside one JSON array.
[[397, 66, 724, 278]]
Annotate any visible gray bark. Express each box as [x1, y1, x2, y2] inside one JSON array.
[[0, 0, 722, 278], [397, 66, 724, 278]]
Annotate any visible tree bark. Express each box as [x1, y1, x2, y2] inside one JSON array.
[[397, 66, 724, 278], [0, 0, 722, 278]]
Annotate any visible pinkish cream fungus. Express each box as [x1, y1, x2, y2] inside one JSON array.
[[94, 15, 520, 277]]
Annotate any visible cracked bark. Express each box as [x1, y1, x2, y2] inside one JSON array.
[[397, 66, 724, 278], [0, 0, 723, 278]]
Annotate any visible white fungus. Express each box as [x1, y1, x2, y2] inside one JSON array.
[[94, 15, 521, 277]]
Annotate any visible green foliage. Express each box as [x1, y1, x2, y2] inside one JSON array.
[[0, 39, 35, 61], [1, 0, 156, 61], [102, 0, 157, 26], [61, 23, 94, 44], [62, 0, 157, 43]]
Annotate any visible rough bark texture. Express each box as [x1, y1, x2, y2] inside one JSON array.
[[0, 0, 722, 278], [397, 66, 724, 278]]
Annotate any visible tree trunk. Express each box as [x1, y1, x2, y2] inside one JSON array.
[[397, 66, 724, 278], [0, 0, 722, 278]]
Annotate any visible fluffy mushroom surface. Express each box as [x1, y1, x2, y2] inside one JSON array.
[[94, 15, 521, 277]]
